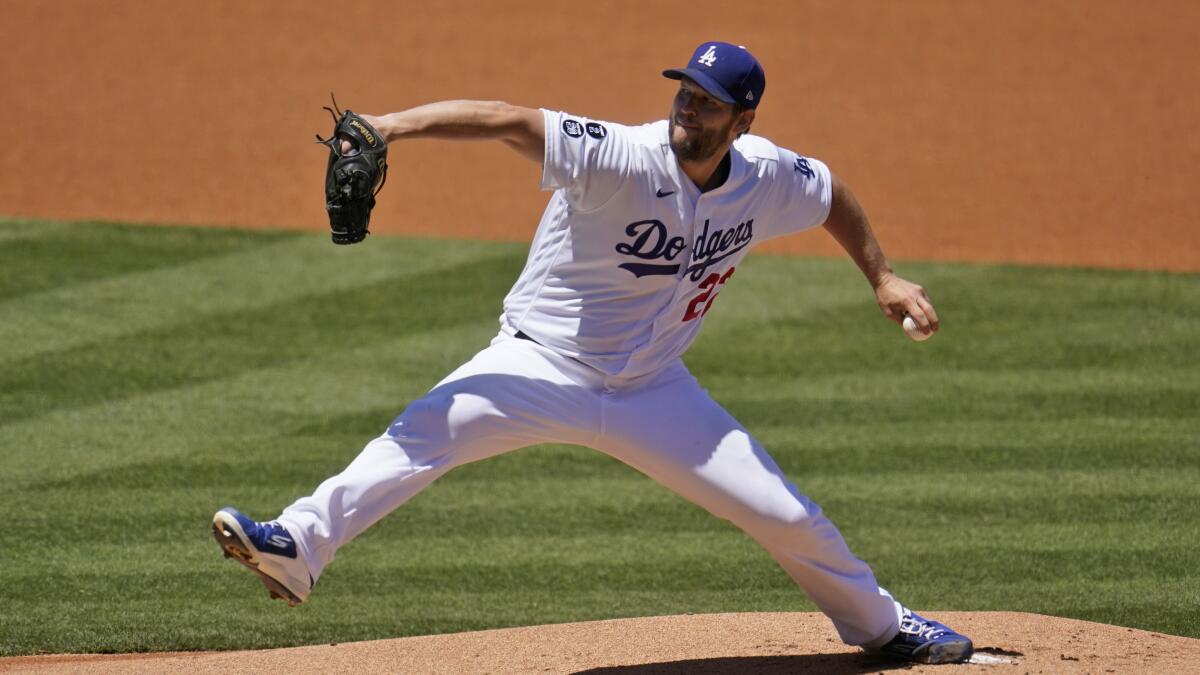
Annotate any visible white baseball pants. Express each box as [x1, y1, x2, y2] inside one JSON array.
[[277, 334, 903, 647]]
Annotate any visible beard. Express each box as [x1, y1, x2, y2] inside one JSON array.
[[669, 116, 735, 162]]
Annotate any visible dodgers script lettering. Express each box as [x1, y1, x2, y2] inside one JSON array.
[[686, 218, 753, 281], [615, 220, 686, 277]]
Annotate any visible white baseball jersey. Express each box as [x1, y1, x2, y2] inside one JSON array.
[[501, 110, 833, 379]]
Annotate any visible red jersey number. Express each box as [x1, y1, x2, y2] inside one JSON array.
[[683, 267, 736, 322]]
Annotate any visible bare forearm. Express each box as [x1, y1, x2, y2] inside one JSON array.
[[821, 174, 938, 331], [359, 100, 543, 162], [370, 100, 525, 141], [822, 174, 894, 289]]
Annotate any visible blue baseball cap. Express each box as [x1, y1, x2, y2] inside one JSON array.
[[663, 42, 766, 109]]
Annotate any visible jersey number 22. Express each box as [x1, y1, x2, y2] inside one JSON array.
[[683, 267, 736, 322]]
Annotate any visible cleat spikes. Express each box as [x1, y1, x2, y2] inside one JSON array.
[[212, 507, 312, 605]]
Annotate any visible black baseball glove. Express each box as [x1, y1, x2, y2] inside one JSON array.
[[315, 95, 388, 245]]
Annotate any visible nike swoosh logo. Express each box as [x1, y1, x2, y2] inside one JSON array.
[[656, 188, 675, 198]]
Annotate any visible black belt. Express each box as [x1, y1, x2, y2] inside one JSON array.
[[514, 330, 589, 367], [514, 330, 540, 345]]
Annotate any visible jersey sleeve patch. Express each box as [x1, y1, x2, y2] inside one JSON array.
[[541, 109, 631, 211], [585, 122, 608, 140], [562, 118, 584, 138]]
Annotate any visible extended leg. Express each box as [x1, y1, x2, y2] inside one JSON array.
[[229, 336, 600, 594], [595, 362, 901, 647]]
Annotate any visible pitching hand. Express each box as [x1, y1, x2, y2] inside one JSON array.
[[339, 114, 386, 155], [874, 273, 939, 333]]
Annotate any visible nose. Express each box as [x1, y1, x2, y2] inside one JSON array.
[[678, 91, 697, 117]]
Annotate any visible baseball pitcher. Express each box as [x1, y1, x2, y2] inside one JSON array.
[[213, 42, 969, 665]]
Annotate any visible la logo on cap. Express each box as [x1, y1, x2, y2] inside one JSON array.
[[698, 45, 717, 67]]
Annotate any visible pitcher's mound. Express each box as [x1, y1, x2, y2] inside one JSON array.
[[3, 612, 1197, 674]]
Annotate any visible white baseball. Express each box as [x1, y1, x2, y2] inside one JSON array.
[[902, 315, 932, 342]]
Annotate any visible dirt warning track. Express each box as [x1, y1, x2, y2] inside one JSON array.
[[2, 1, 1198, 271]]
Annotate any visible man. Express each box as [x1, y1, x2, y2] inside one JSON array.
[[213, 42, 970, 665]]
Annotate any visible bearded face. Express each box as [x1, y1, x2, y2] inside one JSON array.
[[669, 115, 737, 162], [668, 79, 743, 162]]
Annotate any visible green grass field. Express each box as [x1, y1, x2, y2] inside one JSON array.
[[1, 218, 1197, 656]]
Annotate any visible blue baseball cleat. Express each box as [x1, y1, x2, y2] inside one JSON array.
[[212, 507, 312, 606], [875, 609, 974, 664]]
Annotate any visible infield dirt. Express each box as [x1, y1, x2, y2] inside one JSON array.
[[2, 0, 1198, 671]]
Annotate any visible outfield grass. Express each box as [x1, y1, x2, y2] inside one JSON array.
[[0, 218, 1196, 655]]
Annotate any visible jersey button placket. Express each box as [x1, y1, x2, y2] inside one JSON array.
[[655, 199, 705, 319], [686, 198, 711, 284]]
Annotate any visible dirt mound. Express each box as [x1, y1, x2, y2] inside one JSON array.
[[3, 612, 1196, 674]]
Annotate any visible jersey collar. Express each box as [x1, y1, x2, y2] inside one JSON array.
[[660, 122, 748, 198]]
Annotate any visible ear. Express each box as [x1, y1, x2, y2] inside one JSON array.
[[734, 109, 756, 136]]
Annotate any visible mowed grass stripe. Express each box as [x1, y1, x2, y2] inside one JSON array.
[[6, 457, 1196, 545], [721, 372, 1199, 426], [0, 252, 524, 426], [0, 219, 293, 302], [0, 322, 505, 489], [3, 533, 777, 597], [52, 517, 1192, 600], [0, 229, 517, 363], [0, 218, 100, 244], [753, 419, 1200, 476], [693, 256, 1200, 374]]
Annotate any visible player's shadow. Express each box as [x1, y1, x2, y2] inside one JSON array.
[[572, 652, 916, 674]]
